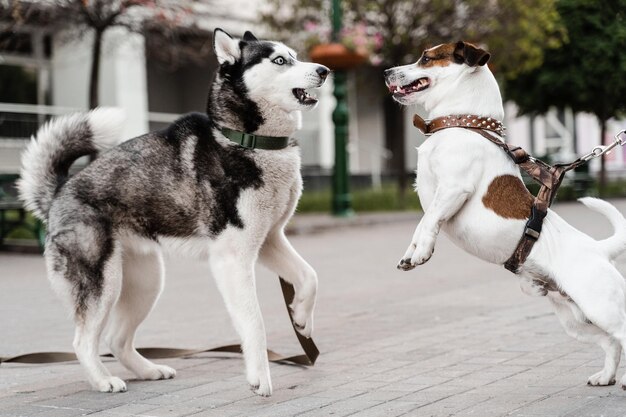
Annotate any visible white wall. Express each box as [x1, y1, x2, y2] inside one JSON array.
[[100, 28, 149, 138], [52, 31, 91, 110], [300, 78, 333, 170], [504, 102, 626, 175], [350, 69, 387, 175], [52, 27, 149, 139], [147, 60, 215, 115]]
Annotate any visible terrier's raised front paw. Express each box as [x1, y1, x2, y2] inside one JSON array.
[[397, 258, 416, 271], [397, 243, 434, 271], [410, 245, 434, 266]]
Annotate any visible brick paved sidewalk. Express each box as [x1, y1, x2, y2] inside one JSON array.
[[1, 200, 626, 417]]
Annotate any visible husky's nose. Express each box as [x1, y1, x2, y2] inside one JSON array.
[[316, 66, 330, 80]]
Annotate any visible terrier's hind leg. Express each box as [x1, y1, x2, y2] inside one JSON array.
[[105, 249, 176, 381], [550, 295, 620, 386]]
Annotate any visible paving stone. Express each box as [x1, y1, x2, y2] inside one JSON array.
[[297, 397, 383, 417], [504, 394, 594, 416], [0, 405, 55, 417], [349, 401, 419, 417], [559, 395, 626, 417], [100, 402, 161, 416], [1, 200, 626, 416]]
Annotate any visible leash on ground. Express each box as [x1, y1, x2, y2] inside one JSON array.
[[413, 113, 626, 273], [0, 277, 319, 367]]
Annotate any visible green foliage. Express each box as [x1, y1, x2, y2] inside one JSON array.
[[484, 0, 566, 78], [262, 0, 565, 78], [0, 65, 37, 104], [295, 179, 626, 214], [526, 177, 626, 202], [297, 183, 421, 213], [503, 0, 626, 122], [2, 211, 40, 240]]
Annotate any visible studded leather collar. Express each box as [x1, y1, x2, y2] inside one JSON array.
[[412, 114, 506, 137]]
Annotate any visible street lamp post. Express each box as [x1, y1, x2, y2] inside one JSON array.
[[331, 0, 353, 217]]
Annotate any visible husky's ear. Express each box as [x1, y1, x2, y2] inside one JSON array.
[[453, 41, 490, 67], [213, 28, 241, 65], [243, 31, 258, 42]]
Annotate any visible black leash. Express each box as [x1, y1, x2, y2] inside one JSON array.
[[0, 277, 318, 367]]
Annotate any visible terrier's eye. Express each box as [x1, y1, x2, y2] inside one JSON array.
[[273, 56, 286, 65], [421, 56, 430, 64]]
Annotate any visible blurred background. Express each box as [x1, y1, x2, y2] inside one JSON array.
[[0, 0, 624, 232]]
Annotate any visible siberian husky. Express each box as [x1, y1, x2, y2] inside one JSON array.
[[384, 41, 626, 387], [18, 28, 329, 396]]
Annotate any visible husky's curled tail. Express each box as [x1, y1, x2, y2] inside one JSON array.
[[18, 108, 125, 222], [579, 197, 626, 260]]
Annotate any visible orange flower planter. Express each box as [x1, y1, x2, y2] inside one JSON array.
[[308, 43, 367, 71]]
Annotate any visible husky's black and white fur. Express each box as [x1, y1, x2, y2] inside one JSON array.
[[18, 29, 329, 396]]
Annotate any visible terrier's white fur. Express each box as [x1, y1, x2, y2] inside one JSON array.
[[385, 42, 626, 387]]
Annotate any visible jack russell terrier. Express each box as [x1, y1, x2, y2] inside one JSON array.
[[384, 41, 626, 388]]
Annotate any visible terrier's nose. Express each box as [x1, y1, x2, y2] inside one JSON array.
[[316, 66, 330, 79], [383, 68, 393, 77]]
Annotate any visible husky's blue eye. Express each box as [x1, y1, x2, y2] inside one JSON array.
[[273, 57, 286, 65]]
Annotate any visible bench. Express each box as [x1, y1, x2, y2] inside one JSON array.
[[0, 174, 45, 250]]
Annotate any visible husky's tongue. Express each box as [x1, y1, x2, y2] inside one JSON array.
[[293, 88, 318, 105]]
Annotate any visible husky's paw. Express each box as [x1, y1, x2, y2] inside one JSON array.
[[139, 364, 177, 381], [289, 298, 314, 338], [250, 380, 272, 397], [248, 372, 272, 397], [95, 376, 127, 393], [587, 370, 616, 386]]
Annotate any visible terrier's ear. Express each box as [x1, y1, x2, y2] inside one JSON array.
[[453, 41, 490, 67], [213, 28, 241, 65], [243, 31, 258, 42]]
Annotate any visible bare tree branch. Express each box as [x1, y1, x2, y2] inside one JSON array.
[[0, 0, 214, 108]]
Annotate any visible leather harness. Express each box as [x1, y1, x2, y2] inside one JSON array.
[[412, 113, 589, 274]]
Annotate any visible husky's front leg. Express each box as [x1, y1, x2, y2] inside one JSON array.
[[210, 246, 272, 397], [398, 186, 470, 270], [260, 230, 317, 337]]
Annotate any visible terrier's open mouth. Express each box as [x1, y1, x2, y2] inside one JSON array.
[[293, 88, 318, 105], [388, 77, 430, 97]]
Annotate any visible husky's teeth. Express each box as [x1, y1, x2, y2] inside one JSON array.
[[293, 87, 319, 104]]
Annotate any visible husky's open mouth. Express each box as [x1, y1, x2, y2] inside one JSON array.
[[292, 88, 318, 106], [389, 77, 430, 97]]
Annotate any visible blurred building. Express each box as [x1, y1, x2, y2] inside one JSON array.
[[1, 1, 625, 185]]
